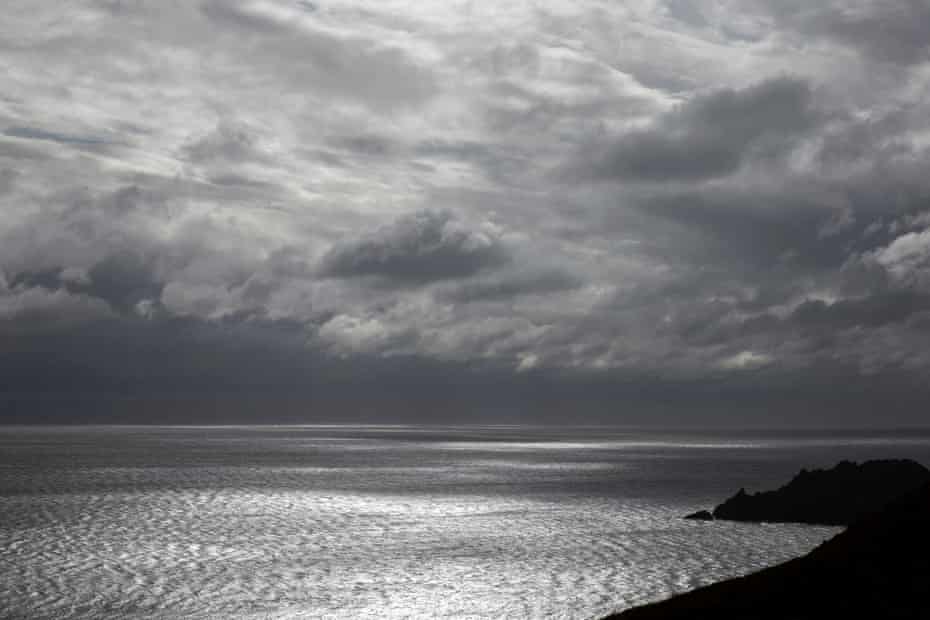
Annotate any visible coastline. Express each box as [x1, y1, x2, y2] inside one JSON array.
[[607, 477, 930, 619]]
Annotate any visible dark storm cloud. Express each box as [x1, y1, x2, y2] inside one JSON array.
[[585, 78, 822, 182], [681, 288, 930, 351], [640, 189, 830, 268], [183, 122, 264, 163], [8, 253, 163, 315], [436, 268, 582, 303], [5, 0, 930, 425], [319, 210, 510, 283], [5, 305, 930, 426], [207, 173, 278, 189], [334, 134, 397, 158], [0, 273, 113, 331], [8, 268, 75, 292], [84, 254, 164, 314], [824, 8, 930, 65], [788, 292, 930, 330], [620, 106, 930, 276], [776, 0, 930, 65]]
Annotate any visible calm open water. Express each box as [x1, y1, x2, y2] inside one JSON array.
[[2, 425, 930, 619]]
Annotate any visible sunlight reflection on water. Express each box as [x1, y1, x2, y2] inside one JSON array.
[[2, 426, 928, 619]]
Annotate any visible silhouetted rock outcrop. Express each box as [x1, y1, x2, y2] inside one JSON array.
[[682, 510, 713, 521], [710, 459, 930, 525], [610, 481, 930, 619]]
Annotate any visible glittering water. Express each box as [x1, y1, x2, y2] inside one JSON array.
[[2, 426, 930, 619]]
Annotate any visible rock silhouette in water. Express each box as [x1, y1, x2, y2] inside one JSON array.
[[610, 481, 930, 619], [710, 459, 930, 525]]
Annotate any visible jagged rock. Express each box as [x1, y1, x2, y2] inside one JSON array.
[[683, 510, 714, 521], [711, 459, 930, 525], [609, 481, 930, 619]]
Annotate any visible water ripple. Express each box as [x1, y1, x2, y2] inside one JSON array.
[[0, 427, 880, 619]]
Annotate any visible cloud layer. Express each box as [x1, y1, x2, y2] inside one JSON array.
[[3, 0, 930, 423]]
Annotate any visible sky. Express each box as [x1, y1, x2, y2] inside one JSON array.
[[2, 0, 930, 425]]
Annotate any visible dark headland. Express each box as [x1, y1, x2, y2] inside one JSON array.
[[609, 460, 930, 619], [708, 459, 930, 525]]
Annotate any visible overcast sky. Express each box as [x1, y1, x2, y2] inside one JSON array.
[[3, 0, 930, 425]]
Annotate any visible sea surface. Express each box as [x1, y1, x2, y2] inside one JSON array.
[[2, 425, 930, 619]]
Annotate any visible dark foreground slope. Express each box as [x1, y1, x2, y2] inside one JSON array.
[[610, 482, 930, 619], [709, 459, 930, 525]]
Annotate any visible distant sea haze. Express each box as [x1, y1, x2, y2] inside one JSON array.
[[2, 426, 929, 619]]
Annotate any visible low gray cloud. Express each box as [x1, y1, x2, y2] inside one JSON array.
[[319, 210, 510, 283], [9, 254, 164, 316], [183, 122, 264, 163], [585, 77, 822, 182], [198, 0, 437, 107], [795, 1, 930, 65], [788, 292, 930, 330], [3, 0, 930, 424], [436, 268, 582, 303], [84, 253, 164, 314]]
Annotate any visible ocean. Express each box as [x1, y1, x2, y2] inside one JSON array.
[[2, 425, 929, 619]]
